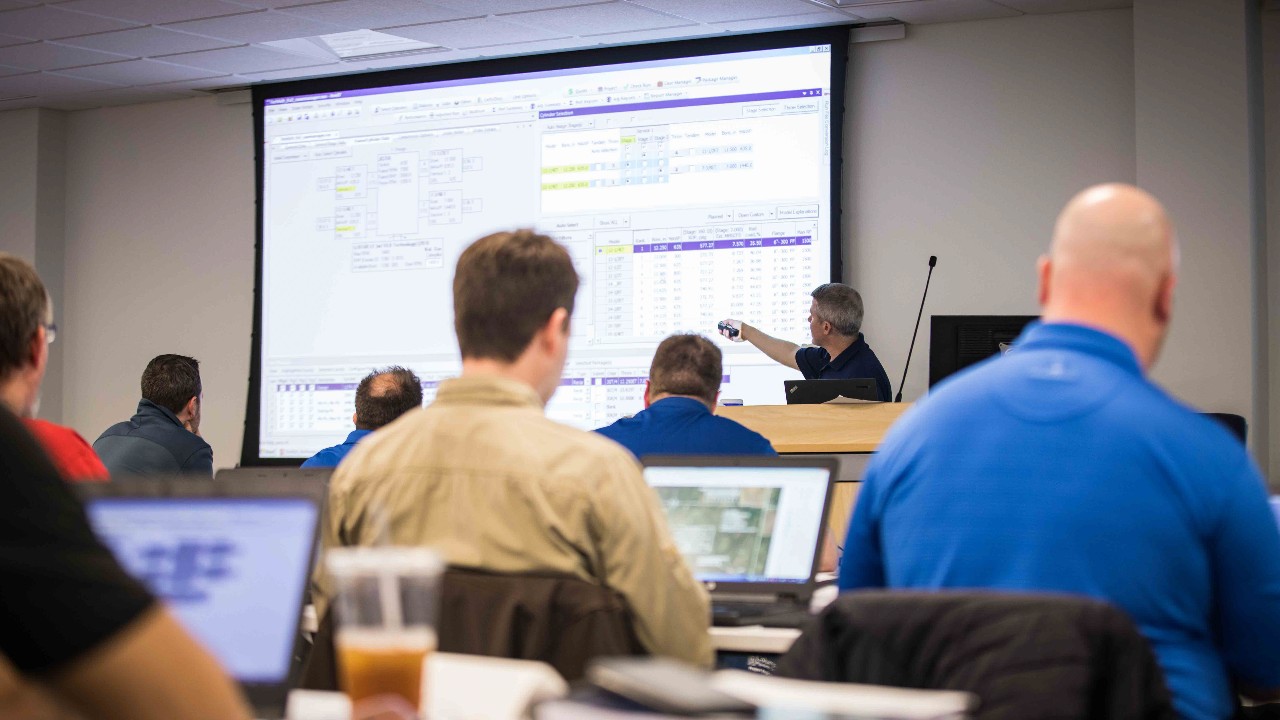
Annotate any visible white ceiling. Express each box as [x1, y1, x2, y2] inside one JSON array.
[[0, 0, 1132, 112]]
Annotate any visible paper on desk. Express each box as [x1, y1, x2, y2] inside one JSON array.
[[710, 671, 975, 719], [822, 395, 881, 404]]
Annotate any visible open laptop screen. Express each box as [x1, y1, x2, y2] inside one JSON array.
[[85, 497, 318, 684], [644, 465, 829, 584]]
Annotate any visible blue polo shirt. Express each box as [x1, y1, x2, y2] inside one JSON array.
[[301, 429, 371, 468], [795, 334, 892, 401], [838, 322, 1280, 720], [595, 397, 776, 460]]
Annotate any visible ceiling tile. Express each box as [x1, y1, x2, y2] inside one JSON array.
[[41, 86, 192, 109], [431, 0, 612, 12], [507, 2, 694, 35], [54, 0, 251, 24], [476, 36, 598, 55], [627, 0, 834, 23], [992, 0, 1130, 12], [162, 43, 335, 73], [53, 58, 228, 84], [386, 17, 568, 49], [853, 0, 1020, 23], [714, 9, 864, 31], [0, 71, 118, 100], [282, 0, 478, 30], [0, 0, 36, 10], [343, 48, 477, 70], [0, 33, 28, 47], [0, 62, 25, 76], [163, 10, 348, 43], [143, 73, 245, 93], [0, 5, 140, 40], [58, 27, 238, 56], [0, 95, 41, 109], [587, 24, 723, 42], [0, 41, 131, 71], [223, 0, 331, 7], [238, 60, 340, 78]]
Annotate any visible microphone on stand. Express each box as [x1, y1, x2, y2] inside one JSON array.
[[895, 255, 937, 403]]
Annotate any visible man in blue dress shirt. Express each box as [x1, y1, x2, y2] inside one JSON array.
[[301, 366, 423, 468], [719, 283, 892, 401], [596, 334, 775, 459], [839, 184, 1280, 720]]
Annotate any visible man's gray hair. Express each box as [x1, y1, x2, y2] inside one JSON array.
[[810, 283, 864, 337]]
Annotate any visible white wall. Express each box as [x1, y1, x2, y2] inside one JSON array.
[[845, 10, 1136, 401], [1266, 7, 1280, 483], [62, 97, 254, 469]]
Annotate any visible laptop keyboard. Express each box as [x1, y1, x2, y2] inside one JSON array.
[[711, 602, 810, 628]]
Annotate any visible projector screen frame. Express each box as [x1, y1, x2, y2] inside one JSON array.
[[243, 25, 853, 466]]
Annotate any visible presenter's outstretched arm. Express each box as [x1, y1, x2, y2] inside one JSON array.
[[719, 319, 800, 371]]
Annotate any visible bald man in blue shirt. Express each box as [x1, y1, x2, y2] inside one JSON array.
[[596, 333, 775, 460], [839, 184, 1280, 720]]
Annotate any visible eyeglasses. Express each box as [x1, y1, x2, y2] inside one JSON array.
[[43, 323, 56, 345]]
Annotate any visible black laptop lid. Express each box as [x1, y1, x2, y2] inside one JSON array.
[[784, 378, 880, 404]]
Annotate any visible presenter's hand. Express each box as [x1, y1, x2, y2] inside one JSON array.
[[718, 319, 745, 342]]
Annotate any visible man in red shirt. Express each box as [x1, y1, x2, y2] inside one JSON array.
[[0, 253, 108, 482]]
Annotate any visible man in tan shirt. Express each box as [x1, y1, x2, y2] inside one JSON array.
[[316, 229, 712, 666]]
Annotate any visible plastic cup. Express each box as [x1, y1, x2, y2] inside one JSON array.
[[325, 547, 443, 718]]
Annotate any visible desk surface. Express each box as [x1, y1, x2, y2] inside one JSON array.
[[710, 626, 802, 654], [717, 403, 911, 453]]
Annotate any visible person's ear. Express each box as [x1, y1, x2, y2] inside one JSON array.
[[27, 328, 46, 372], [182, 395, 198, 420], [1037, 255, 1052, 308], [352, 411, 359, 426], [541, 308, 570, 350], [643, 380, 652, 408], [1155, 273, 1176, 324]]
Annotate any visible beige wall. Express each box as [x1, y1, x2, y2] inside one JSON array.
[[1266, 7, 1280, 483], [845, 9, 1136, 404], [62, 97, 254, 468]]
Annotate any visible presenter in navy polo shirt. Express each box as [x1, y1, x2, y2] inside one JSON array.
[[718, 283, 892, 401]]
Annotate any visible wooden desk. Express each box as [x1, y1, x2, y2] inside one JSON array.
[[716, 403, 911, 454]]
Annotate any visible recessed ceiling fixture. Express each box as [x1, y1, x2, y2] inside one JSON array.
[[263, 29, 448, 64]]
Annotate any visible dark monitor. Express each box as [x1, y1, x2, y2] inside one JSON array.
[[929, 315, 1038, 387]]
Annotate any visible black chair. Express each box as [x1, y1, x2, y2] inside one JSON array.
[[777, 591, 1175, 720], [1205, 413, 1248, 444], [299, 567, 644, 689]]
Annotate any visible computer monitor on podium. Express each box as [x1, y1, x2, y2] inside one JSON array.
[[929, 315, 1038, 387]]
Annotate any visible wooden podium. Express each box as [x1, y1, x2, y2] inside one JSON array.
[[716, 402, 911, 454], [716, 402, 911, 559]]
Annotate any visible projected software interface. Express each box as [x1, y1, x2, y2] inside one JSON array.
[[87, 499, 317, 683], [644, 465, 829, 583], [261, 44, 834, 457]]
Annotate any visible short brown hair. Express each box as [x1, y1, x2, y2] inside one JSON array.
[[453, 229, 579, 361], [0, 254, 50, 378], [141, 354, 201, 415], [648, 334, 722, 405]]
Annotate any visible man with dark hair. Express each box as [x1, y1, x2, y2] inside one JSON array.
[[0, 253, 108, 482], [301, 366, 423, 469], [318, 229, 711, 666], [719, 282, 892, 401], [93, 354, 213, 477], [596, 333, 775, 459]]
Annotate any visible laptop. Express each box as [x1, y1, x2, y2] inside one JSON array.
[[642, 456, 838, 628], [784, 378, 881, 404], [215, 466, 334, 485], [79, 474, 324, 719]]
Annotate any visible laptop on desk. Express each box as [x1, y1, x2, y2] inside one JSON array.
[[79, 475, 324, 719], [642, 456, 838, 629], [784, 378, 881, 404]]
